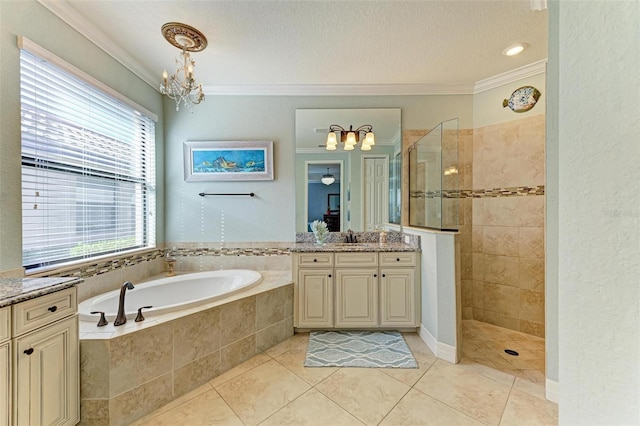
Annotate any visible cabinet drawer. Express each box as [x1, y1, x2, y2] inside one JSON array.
[[379, 252, 417, 267], [12, 287, 77, 337], [297, 252, 334, 267], [335, 252, 378, 267], [0, 307, 9, 343]]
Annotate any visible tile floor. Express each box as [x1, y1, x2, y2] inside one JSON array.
[[133, 324, 556, 426], [461, 320, 546, 384]]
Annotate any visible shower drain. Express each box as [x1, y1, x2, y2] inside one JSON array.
[[504, 349, 519, 356]]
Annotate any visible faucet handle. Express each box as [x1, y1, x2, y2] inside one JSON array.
[[135, 306, 153, 322], [90, 311, 108, 327]]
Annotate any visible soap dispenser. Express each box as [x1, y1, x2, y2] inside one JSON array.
[[379, 229, 387, 244]]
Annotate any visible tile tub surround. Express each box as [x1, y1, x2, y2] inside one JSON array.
[[79, 272, 293, 426]]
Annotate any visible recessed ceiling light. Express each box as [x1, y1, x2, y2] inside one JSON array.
[[503, 43, 528, 56]]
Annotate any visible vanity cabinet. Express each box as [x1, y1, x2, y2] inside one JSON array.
[[9, 287, 79, 426], [1, 307, 10, 426], [295, 253, 334, 328], [294, 251, 419, 330]]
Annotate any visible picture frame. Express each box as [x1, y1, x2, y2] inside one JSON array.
[[183, 140, 274, 181]]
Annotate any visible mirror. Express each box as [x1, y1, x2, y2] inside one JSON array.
[[295, 108, 402, 232], [328, 194, 340, 211]]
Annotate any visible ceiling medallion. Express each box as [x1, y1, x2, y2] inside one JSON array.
[[161, 22, 208, 52]]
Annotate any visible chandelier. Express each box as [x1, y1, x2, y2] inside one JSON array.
[[325, 124, 375, 151], [160, 22, 207, 111]]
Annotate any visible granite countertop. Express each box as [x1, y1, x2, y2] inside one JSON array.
[[291, 242, 419, 253], [0, 277, 83, 308]]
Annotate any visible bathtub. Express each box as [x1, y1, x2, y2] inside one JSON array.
[[78, 269, 262, 322]]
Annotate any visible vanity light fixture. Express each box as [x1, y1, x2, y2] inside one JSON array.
[[326, 124, 375, 151], [321, 168, 336, 186], [503, 43, 528, 56], [160, 22, 207, 111]]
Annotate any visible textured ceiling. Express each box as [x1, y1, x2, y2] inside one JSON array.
[[42, 0, 548, 94]]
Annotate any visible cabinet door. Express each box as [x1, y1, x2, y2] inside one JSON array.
[[380, 268, 416, 327], [297, 269, 334, 328], [335, 269, 378, 328], [0, 341, 10, 426], [14, 316, 79, 426]]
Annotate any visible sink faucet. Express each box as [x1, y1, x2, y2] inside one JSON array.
[[114, 281, 134, 326]]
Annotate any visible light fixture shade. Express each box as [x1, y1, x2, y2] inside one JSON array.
[[325, 144, 336, 151], [360, 143, 372, 151], [326, 132, 337, 146], [344, 143, 355, 151], [346, 131, 357, 145], [321, 168, 335, 185], [365, 132, 375, 145]]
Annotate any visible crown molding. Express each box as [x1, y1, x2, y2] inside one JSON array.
[[203, 84, 474, 96], [473, 59, 547, 94], [37, 0, 159, 89]]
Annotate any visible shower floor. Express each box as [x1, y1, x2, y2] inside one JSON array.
[[462, 319, 545, 384]]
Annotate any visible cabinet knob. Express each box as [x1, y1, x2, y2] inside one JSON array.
[[48, 305, 58, 312], [374, 274, 377, 278], [24, 348, 34, 355], [382, 274, 386, 277], [313, 259, 318, 262], [396, 258, 400, 262], [328, 274, 332, 278]]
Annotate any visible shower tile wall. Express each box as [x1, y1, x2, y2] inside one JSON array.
[[460, 115, 545, 338]]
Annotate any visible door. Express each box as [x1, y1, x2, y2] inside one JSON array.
[[363, 157, 389, 231], [297, 269, 334, 328], [14, 316, 79, 426], [335, 269, 378, 327]]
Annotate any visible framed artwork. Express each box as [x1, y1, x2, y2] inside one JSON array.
[[183, 140, 274, 181]]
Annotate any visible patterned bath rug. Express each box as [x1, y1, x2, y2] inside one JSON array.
[[304, 330, 418, 368]]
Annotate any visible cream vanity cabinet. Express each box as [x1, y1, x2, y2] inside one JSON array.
[[379, 252, 418, 327], [295, 253, 334, 328], [1, 307, 11, 426], [334, 252, 379, 328], [11, 287, 79, 426], [294, 251, 419, 329]]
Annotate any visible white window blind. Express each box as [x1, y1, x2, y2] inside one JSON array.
[[20, 46, 156, 271]]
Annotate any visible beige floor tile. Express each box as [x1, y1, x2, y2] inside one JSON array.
[[500, 388, 558, 426], [414, 359, 512, 425], [458, 357, 516, 387], [209, 352, 271, 388], [401, 333, 436, 356], [380, 388, 484, 426], [377, 351, 436, 386], [273, 344, 339, 385], [216, 359, 310, 425], [265, 332, 309, 357], [130, 383, 213, 425], [136, 389, 243, 426], [513, 377, 546, 399], [259, 388, 364, 426], [315, 368, 410, 426]]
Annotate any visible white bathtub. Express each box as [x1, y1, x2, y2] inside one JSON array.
[[78, 270, 262, 322]]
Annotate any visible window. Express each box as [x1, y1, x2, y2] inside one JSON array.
[[19, 39, 156, 271]]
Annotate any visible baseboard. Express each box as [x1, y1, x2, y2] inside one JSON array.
[[418, 324, 457, 363], [546, 378, 559, 403], [437, 341, 457, 364]]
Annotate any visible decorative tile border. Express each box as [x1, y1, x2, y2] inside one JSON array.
[[40, 246, 292, 280], [410, 185, 545, 199]]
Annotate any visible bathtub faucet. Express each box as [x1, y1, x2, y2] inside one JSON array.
[[114, 281, 135, 326]]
